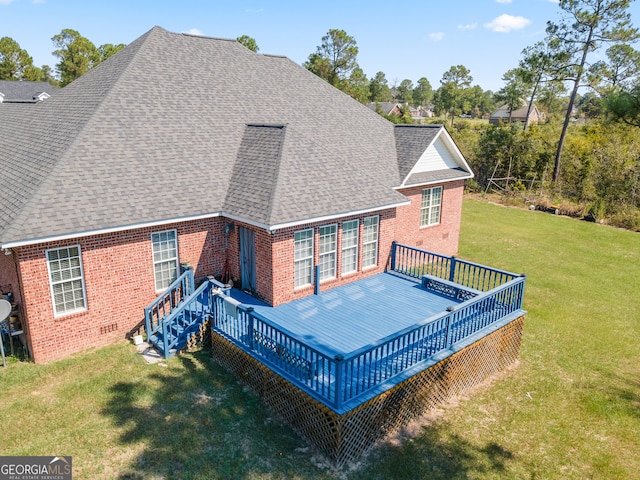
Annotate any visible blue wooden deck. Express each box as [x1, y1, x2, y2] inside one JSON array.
[[228, 273, 460, 357]]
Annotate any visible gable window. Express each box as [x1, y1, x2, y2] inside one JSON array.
[[294, 228, 314, 288], [46, 246, 87, 316], [420, 186, 442, 227], [341, 220, 359, 274], [318, 225, 337, 281], [152, 230, 178, 291], [362, 216, 379, 269]]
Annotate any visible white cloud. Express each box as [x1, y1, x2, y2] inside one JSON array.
[[428, 32, 445, 41], [0, 0, 15, 4], [185, 28, 203, 36], [485, 14, 531, 32], [496, 0, 512, 3], [458, 23, 478, 31]]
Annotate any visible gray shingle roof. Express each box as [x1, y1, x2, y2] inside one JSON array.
[[0, 27, 470, 247]]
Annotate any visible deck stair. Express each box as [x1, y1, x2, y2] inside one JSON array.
[[144, 269, 227, 358]]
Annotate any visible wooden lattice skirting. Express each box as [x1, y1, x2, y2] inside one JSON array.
[[211, 315, 524, 466]]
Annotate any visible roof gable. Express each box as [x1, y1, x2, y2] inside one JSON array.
[[394, 125, 473, 188]]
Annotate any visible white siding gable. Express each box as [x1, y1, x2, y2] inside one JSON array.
[[406, 136, 459, 179]]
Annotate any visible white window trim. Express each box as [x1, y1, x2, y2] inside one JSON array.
[[151, 229, 179, 292], [341, 219, 359, 275], [420, 186, 443, 227], [46, 245, 88, 318], [294, 228, 314, 289], [318, 224, 337, 282], [362, 215, 379, 270]]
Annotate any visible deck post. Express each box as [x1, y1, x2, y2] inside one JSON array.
[[334, 354, 344, 410], [162, 319, 169, 358], [449, 256, 457, 282], [314, 265, 320, 295], [144, 306, 151, 340], [247, 308, 255, 350], [390, 241, 397, 271], [445, 306, 455, 347]]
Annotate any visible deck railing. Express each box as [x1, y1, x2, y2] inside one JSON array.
[[390, 242, 519, 291], [144, 269, 194, 344], [211, 245, 526, 412], [211, 294, 340, 405]]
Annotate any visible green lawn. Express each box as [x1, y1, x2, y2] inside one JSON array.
[[1, 197, 638, 479]]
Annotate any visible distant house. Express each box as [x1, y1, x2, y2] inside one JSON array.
[[0, 27, 473, 363], [367, 101, 403, 117], [489, 101, 545, 126], [0, 80, 57, 104]]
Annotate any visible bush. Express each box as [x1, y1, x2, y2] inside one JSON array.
[[609, 206, 640, 232]]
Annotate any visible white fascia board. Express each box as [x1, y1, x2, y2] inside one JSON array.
[[395, 172, 474, 190], [266, 200, 410, 232], [1, 212, 223, 249]]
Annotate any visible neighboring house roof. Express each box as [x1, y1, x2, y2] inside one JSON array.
[[489, 102, 544, 123], [0, 80, 57, 103], [0, 27, 472, 248], [367, 102, 402, 116]]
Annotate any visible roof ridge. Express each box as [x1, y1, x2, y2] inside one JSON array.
[[2, 28, 157, 241], [262, 125, 288, 225]]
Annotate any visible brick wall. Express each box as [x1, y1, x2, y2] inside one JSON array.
[[394, 180, 465, 256], [15, 217, 226, 363], [11, 181, 465, 362], [268, 209, 396, 306]]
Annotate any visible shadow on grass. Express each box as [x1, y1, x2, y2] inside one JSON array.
[[350, 425, 515, 480], [103, 348, 518, 479], [102, 349, 320, 479]]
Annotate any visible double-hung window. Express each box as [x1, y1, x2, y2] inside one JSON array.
[[341, 220, 359, 274], [362, 216, 379, 269], [420, 186, 442, 227], [152, 230, 178, 291], [318, 225, 337, 281], [294, 229, 314, 288], [47, 245, 87, 316]]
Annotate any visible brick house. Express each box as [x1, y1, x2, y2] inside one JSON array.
[[0, 27, 472, 363]]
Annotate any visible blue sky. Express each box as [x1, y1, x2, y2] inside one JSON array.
[[2, 0, 640, 91]]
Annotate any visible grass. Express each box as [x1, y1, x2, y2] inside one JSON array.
[[1, 196, 639, 479]]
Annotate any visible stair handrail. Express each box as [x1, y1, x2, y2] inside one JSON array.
[[159, 279, 212, 355], [144, 269, 194, 341]]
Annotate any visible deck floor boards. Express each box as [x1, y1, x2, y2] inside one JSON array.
[[228, 273, 461, 357]]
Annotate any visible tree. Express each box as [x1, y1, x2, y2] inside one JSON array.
[[236, 35, 259, 53], [518, 39, 570, 131], [547, 0, 639, 182], [0, 36, 34, 80], [495, 69, 528, 123], [304, 29, 359, 88], [52, 29, 100, 86], [368, 71, 393, 102], [435, 65, 473, 126], [347, 66, 370, 104], [606, 85, 640, 126], [396, 79, 414, 104], [466, 85, 495, 119], [412, 77, 433, 107], [98, 43, 126, 62], [588, 43, 640, 94]]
